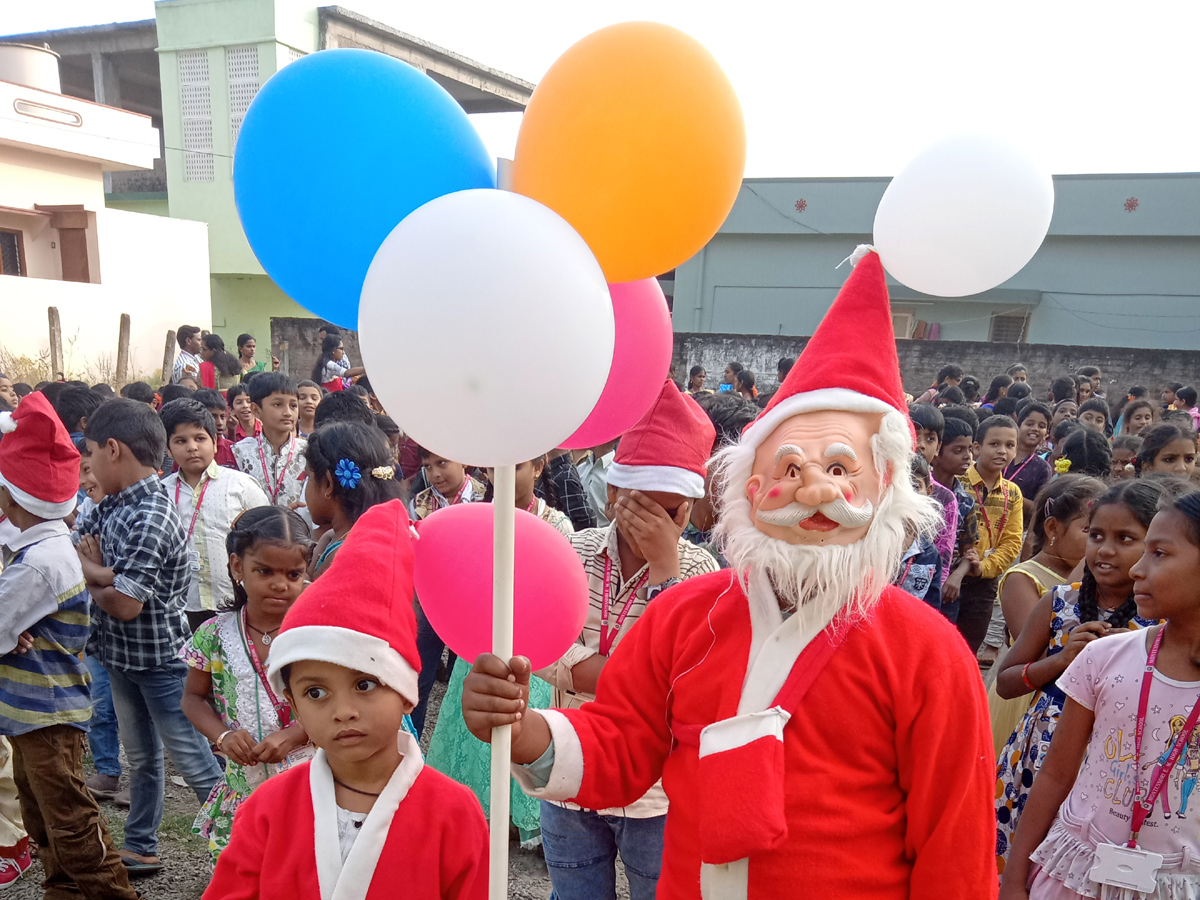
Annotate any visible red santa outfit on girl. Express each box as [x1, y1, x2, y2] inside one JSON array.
[[204, 500, 487, 900], [511, 248, 997, 899]]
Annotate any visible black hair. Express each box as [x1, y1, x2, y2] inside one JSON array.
[[346, 384, 370, 399], [697, 392, 759, 448], [935, 364, 964, 383], [1169, 490, 1200, 548], [54, 387, 104, 433], [688, 364, 704, 379], [1006, 363, 1027, 377], [225, 382, 249, 409], [74, 435, 90, 457], [1017, 401, 1053, 426], [13, 384, 31, 398], [983, 374, 1014, 404], [91, 384, 116, 398], [1053, 418, 1081, 445], [203, 334, 242, 378], [417, 444, 436, 461], [1078, 478, 1185, 627], [223, 506, 314, 612], [777, 357, 796, 378], [941, 404, 980, 433], [314, 390, 375, 429], [312, 334, 344, 383], [1111, 434, 1143, 464], [247, 372, 297, 407], [1051, 376, 1077, 403], [1078, 397, 1111, 425], [297, 379, 323, 394], [236, 333, 255, 354], [735, 369, 755, 391], [976, 414, 1018, 444], [909, 454, 931, 483], [908, 403, 945, 440], [1076, 366, 1101, 379], [355, 375, 374, 394], [1122, 399, 1157, 431], [375, 414, 400, 437], [159, 384, 195, 405], [941, 416, 975, 446], [193, 388, 227, 411], [176, 325, 201, 349], [1178, 386, 1198, 409], [120, 382, 157, 404], [1164, 410, 1196, 429], [958, 376, 981, 403], [160, 398, 216, 440], [318, 323, 341, 337], [306, 423, 405, 525], [1165, 381, 1185, 394], [1136, 423, 1198, 473], [1007, 381, 1032, 402], [85, 399, 166, 468], [1060, 428, 1111, 478], [1029, 474, 1105, 554], [39, 382, 67, 406], [992, 397, 1019, 419], [727, 361, 743, 374], [936, 385, 966, 407]]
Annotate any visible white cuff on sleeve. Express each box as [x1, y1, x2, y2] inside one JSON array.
[[511, 709, 585, 802]]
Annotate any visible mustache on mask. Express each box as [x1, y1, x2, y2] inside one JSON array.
[[755, 497, 876, 529]]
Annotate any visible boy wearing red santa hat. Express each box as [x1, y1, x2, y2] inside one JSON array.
[[463, 247, 996, 899], [205, 499, 488, 900]]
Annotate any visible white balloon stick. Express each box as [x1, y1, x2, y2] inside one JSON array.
[[489, 156, 516, 900], [489, 462, 516, 900]]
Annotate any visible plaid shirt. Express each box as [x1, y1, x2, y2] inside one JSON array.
[[75, 475, 191, 671], [539, 454, 596, 532]]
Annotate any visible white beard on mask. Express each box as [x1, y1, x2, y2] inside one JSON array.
[[710, 412, 944, 634]]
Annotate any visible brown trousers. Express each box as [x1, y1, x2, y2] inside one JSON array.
[[10, 724, 139, 900]]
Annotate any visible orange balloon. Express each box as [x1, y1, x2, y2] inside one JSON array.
[[512, 22, 746, 283]]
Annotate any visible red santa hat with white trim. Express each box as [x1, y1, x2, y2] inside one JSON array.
[[268, 498, 420, 704], [0, 392, 80, 519], [740, 245, 909, 449], [606, 378, 716, 499]]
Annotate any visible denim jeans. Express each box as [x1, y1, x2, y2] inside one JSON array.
[[105, 658, 221, 856], [411, 602, 456, 738], [84, 655, 120, 778], [540, 802, 666, 900]]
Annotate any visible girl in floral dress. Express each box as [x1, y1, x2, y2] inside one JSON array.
[[993, 479, 1180, 876], [180, 507, 314, 864]]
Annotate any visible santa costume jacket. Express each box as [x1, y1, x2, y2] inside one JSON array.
[[204, 732, 488, 900], [514, 569, 997, 900]]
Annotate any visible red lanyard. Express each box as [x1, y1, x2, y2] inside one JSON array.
[[174, 477, 211, 541], [437, 478, 471, 510], [240, 608, 292, 728], [1130, 626, 1200, 847], [898, 558, 915, 588], [599, 555, 650, 657], [1005, 454, 1037, 483], [525, 497, 538, 514], [973, 481, 1011, 541], [257, 435, 296, 504]]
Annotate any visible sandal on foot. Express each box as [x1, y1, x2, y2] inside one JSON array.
[[118, 851, 162, 877]]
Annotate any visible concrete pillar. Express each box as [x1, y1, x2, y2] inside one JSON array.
[[90, 53, 121, 107]]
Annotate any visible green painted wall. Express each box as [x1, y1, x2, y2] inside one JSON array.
[[210, 273, 309, 359]]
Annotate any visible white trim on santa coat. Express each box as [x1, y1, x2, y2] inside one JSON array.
[[509, 709, 585, 801], [311, 730, 425, 900]]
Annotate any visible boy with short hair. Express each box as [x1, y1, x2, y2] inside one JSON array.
[[161, 399, 270, 632], [957, 415, 1024, 657], [232, 373, 307, 509], [410, 448, 485, 521], [908, 403, 957, 585], [206, 500, 488, 899], [75, 398, 222, 875], [173, 325, 203, 385], [894, 456, 942, 609], [53, 387, 103, 442], [0, 393, 139, 897], [932, 416, 981, 622], [119, 382, 157, 407], [192, 388, 238, 468]]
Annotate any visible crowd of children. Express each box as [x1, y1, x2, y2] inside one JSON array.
[[0, 345, 1197, 898]]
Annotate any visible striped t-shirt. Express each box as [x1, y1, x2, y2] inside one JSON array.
[[0, 521, 91, 735]]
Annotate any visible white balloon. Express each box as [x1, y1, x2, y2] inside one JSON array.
[[359, 189, 614, 467], [873, 133, 1054, 297]]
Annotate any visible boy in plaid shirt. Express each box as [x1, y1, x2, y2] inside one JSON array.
[[75, 399, 222, 876]]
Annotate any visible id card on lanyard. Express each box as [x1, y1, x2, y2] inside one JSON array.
[[598, 555, 649, 657], [973, 481, 1011, 552], [175, 477, 210, 572], [257, 435, 295, 504]]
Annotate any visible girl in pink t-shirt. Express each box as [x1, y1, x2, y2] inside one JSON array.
[[1000, 484, 1200, 899]]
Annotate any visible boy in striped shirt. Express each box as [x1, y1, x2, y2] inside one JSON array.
[[0, 393, 137, 898]]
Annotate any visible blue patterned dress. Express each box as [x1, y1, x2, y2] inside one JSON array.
[[994, 585, 1157, 876]]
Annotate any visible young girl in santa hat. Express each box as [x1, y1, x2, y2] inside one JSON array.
[[181, 506, 315, 863], [1001, 488, 1200, 899], [204, 499, 487, 900]]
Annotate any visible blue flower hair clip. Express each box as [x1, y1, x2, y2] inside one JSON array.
[[334, 459, 362, 490]]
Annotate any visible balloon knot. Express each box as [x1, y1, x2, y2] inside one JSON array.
[[836, 244, 875, 270]]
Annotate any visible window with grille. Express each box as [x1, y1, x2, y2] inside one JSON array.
[[989, 312, 1028, 343], [227, 46, 260, 147], [179, 51, 214, 182], [0, 230, 23, 276]]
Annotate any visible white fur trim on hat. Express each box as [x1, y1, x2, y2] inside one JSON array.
[[266, 625, 419, 705], [0, 470, 76, 519], [0, 413, 15, 434], [741, 388, 898, 450], [606, 461, 705, 499]]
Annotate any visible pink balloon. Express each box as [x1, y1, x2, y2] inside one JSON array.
[[412, 503, 588, 669], [561, 277, 672, 449]]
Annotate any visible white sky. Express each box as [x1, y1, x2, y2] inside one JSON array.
[[7, 0, 1200, 177]]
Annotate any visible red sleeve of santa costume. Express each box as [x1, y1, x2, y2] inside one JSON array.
[[891, 595, 998, 899]]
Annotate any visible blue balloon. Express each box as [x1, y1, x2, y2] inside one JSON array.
[[234, 49, 496, 327]]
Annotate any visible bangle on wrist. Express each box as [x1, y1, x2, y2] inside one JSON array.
[[216, 730, 232, 752], [1021, 663, 1036, 692]]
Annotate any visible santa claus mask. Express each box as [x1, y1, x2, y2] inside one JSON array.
[[745, 409, 887, 547]]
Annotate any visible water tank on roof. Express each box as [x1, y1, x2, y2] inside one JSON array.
[[0, 43, 62, 94]]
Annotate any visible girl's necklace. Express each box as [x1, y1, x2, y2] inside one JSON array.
[[332, 776, 382, 797], [245, 618, 282, 645]]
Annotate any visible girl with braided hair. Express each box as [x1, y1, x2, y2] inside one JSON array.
[[993, 477, 1186, 874]]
